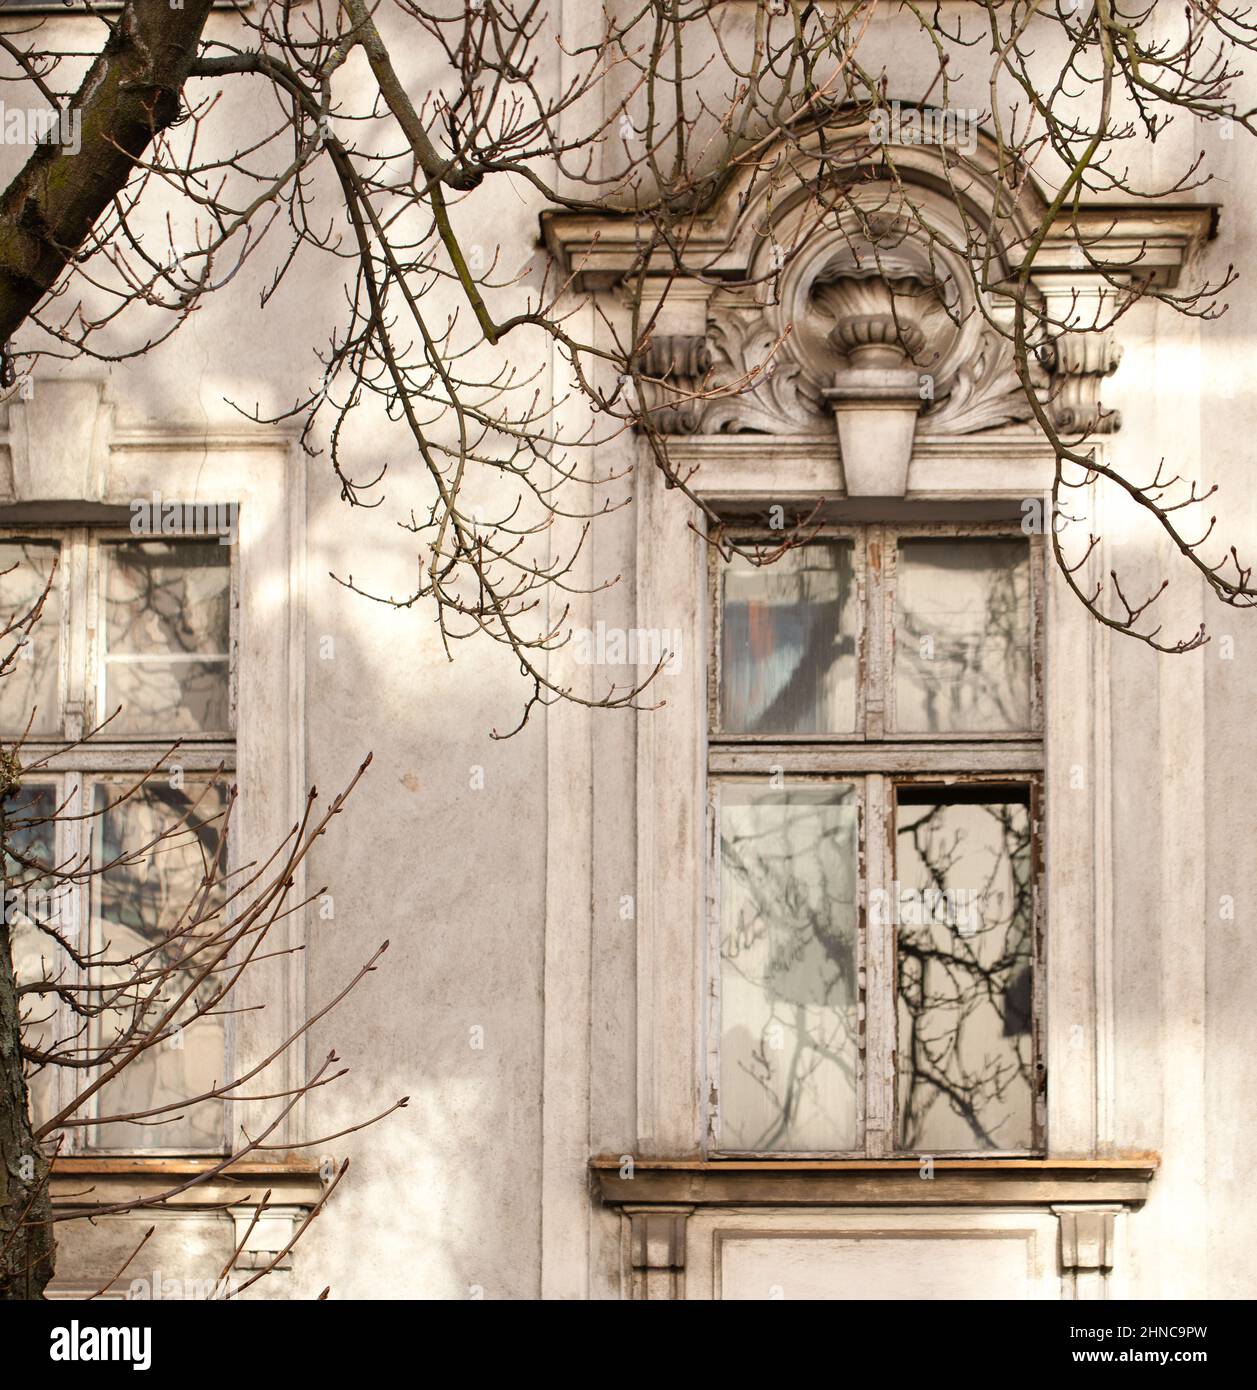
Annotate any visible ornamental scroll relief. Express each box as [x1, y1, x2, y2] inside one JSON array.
[[633, 229, 1119, 449]]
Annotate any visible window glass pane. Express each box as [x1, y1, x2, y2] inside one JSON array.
[[5, 780, 65, 1129], [90, 778, 229, 1150], [719, 783, 859, 1151], [895, 788, 1034, 1151], [895, 538, 1031, 732], [0, 541, 61, 735], [102, 541, 231, 736], [720, 541, 857, 734]]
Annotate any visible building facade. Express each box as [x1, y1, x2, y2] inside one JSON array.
[[2, 3, 1254, 1300]]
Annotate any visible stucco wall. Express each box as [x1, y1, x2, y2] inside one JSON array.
[[2, 3, 1255, 1300]]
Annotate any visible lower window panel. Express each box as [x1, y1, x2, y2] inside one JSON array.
[[894, 785, 1035, 1152], [718, 783, 860, 1152]]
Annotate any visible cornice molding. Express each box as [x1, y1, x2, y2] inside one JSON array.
[[1035, 204, 1218, 289], [542, 201, 1217, 294]]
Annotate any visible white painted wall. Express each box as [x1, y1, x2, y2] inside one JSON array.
[[2, 3, 1254, 1300]]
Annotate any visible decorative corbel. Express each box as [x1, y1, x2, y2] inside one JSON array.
[[1036, 279, 1123, 435], [627, 278, 714, 435], [228, 1204, 304, 1274], [631, 333, 713, 435], [1053, 1204, 1120, 1300], [624, 1206, 691, 1301], [1, 376, 113, 502]]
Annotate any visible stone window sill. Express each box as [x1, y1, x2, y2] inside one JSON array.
[[591, 1155, 1158, 1207], [50, 1155, 326, 1212]]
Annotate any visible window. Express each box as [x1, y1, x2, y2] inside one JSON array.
[[708, 523, 1044, 1157], [1, 528, 236, 1152]]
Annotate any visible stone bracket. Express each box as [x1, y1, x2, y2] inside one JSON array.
[[625, 1205, 693, 1301], [228, 1204, 305, 1273], [632, 333, 713, 435], [1033, 278, 1124, 436], [1053, 1203, 1120, 1300]]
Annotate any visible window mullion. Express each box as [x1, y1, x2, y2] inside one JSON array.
[[862, 771, 895, 1156], [858, 528, 895, 1157], [60, 768, 88, 1154], [864, 524, 888, 740], [62, 530, 91, 742]]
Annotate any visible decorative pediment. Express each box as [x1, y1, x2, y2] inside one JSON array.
[[542, 123, 1215, 491]]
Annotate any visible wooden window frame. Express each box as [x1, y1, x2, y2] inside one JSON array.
[[88, 527, 239, 744], [3, 524, 238, 1155], [704, 521, 1046, 1159]]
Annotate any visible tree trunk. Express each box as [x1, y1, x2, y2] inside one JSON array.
[[0, 756, 54, 1299], [0, 0, 215, 346]]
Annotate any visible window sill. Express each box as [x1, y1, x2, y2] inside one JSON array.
[[590, 1155, 1158, 1207], [49, 1154, 325, 1211]]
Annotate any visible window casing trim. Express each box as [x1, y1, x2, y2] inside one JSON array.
[[3, 524, 240, 1154], [1, 388, 308, 1157], [622, 431, 1113, 1163]]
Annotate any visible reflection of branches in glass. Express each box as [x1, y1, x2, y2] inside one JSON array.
[[104, 542, 230, 733], [720, 788, 858, 1150], [90, 780, 230, 1149], [721, 544, 856, 734], [0, 543, 62, 735], [5, 783, 60, 1071], [1, 577, 401, 1299], [896, 795, 1033, 1151], [896, 541, 1031, 733]]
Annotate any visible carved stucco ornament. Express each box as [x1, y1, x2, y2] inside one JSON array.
[[694, 212, 1042, 454], [813, 271, 938, 496], [631, 333, 714, 435], [631, 254, 1065, 475], [1042, 324, 1123, 435], [540, 135, 1214, 461]]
